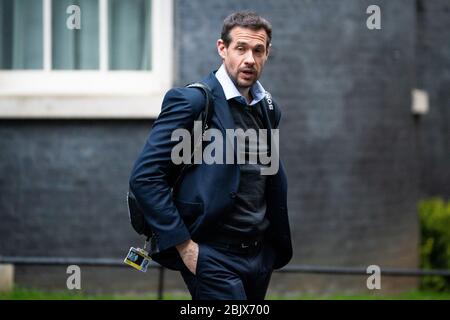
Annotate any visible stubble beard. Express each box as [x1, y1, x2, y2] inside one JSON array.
[[228, 69, 258, 92]]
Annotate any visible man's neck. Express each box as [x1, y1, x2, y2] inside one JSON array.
[[222, 66, 252, 103], [216, 64, 265, 106], [238, 87, 252, 105]]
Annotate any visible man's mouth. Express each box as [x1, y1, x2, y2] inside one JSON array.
[[240, 69, 256, 77]]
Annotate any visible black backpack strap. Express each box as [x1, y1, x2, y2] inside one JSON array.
[[186, 82, 215, 132], [171, 82, 215, 193], [261, 90, 276, 129]]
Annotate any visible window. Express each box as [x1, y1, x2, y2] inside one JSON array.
[[0, 0, 173, 118]]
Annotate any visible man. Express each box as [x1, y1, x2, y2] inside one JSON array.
[[129, 11, 292, 300]]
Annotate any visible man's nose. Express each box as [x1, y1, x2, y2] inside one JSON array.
[[243, 51, 255, 65]]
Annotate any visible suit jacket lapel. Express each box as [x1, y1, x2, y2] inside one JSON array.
[[259, 96, 272, 130]]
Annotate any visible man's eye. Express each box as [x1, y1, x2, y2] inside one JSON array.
[[254, 47, 265, 54], [237, 47, 244, 51]]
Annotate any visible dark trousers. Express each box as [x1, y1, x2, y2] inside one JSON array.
[[179, 240, 276, 300]]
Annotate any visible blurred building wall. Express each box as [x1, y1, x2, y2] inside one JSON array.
[[0, 0, 449, 295], [416, 0, 450, 197]]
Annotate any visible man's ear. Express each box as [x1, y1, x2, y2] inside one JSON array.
[[217, 39, 227, 59], [266, 43, 271, 58]]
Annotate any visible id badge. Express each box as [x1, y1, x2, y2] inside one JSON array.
[[124, 247, 151, 272]]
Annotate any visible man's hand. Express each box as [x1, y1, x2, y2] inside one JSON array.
[[176, 239, 199, 275]]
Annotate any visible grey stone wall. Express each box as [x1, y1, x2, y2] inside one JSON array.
[[0, 120, 169, 294], [416, 0, 450, 197], [0, 120, 149, 258], [0, 0, 448, 295]]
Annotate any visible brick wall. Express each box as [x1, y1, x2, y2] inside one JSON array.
[[416, 0, 450, 197], [1, 0, 448, 294]]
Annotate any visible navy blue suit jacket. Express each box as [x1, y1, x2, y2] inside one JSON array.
[[129, 72, 292, 270]]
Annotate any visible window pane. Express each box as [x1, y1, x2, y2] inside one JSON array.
[[52, 0, 99, 70], [0, 0, 43, 69], [108, 0, 151, 70]]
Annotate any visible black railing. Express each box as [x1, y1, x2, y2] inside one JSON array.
[[1, 256, 449, 299]]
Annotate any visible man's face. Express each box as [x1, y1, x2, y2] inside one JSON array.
[[217, 27, 270, 90]]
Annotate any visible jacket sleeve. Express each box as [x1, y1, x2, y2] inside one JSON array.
[[129, 87, 203, 252]]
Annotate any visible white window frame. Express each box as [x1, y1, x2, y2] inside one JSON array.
[[0, 0, 173, 118]]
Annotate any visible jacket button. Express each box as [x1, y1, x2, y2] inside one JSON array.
[[230, 192, 236, 199]]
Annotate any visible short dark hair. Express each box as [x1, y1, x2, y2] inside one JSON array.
[[221, 11, 272, 47]]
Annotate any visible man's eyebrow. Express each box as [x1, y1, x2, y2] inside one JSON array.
[[234, 41, 266, 50]]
